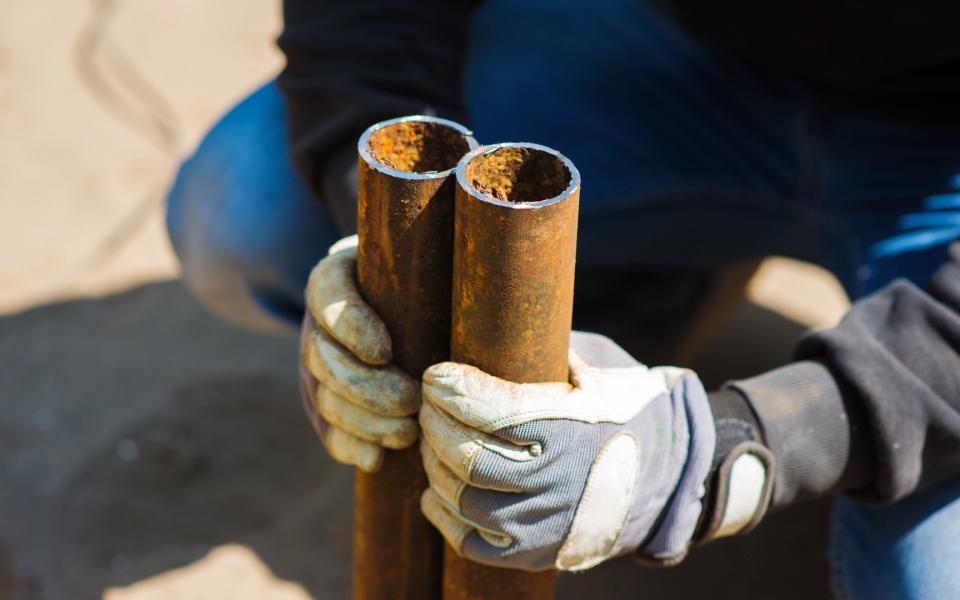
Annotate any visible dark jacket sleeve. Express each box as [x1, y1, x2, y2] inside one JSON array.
[[277, 0, 476, 208], [729, 242, 960, 508]]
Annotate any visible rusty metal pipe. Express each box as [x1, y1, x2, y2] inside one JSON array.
[[445, 143, 581, 600], [354, 116, 477, 600]]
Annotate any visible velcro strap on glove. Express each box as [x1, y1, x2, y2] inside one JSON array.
[[695, 387, 775, 543], [698, 441, 775, 540]]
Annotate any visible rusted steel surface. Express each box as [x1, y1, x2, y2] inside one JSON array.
[[443, 550, 557, 600], [354, 116, 477, 600], [446, 143, 581, 599]]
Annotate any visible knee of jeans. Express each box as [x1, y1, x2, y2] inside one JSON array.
[[831, 477, 960, 599], [165, 155, 283, 333], [165, 83, 341, 332], [166, 147, 335, 332]]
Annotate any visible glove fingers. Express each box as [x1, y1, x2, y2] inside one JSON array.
[[421, 488, 474, 554], [422, 440, 548, 547], [422, 362, 570, 432], [419, 402, 542, 492], [421, 439, 529, 523], [421, 489, 513, 558], [304, 326, 419, 417], [324, 425, 384, 473], [421, 439, 467, 508], [302, 389, 383, 473], [306, 238, 392, 366], [423, 485, 562, 572], [315, 383, 418, 449]]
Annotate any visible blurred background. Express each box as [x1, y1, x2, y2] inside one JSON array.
[[0, 1, 850, 598]]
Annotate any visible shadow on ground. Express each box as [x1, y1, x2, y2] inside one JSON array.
[[0, 280, 830, 599]]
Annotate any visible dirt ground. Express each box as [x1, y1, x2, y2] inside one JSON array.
[[1, 1, 850, 599]]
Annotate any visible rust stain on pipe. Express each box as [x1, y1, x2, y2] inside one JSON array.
[[446, 143, 581, 599], [354, 116, 477, 600]]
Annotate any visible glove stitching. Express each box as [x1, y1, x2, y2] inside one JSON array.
[[555, 431, 640, 570], [429, 403, 487, 477], [433, 487, 514, 549]]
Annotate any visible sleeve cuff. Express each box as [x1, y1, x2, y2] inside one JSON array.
[[729, 361, 872, 508]]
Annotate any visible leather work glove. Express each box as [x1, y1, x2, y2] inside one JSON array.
[[418, 332, 717, 572], [299, 235, 420, 472]]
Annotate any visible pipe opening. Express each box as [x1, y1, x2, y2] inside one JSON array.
[[367, 121, 470, 174], [466, 147, 571, 203]]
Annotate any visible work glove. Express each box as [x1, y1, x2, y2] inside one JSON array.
[[418, 332, 717, 572], [299, 235, 420, 473]]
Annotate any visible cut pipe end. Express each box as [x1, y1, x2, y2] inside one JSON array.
[[359, 116, 477, 180], [456, 143, 580, 208]]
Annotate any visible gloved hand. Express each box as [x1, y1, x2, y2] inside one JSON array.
[[418, 332, 716, 572], [299, 235, 421, 472]]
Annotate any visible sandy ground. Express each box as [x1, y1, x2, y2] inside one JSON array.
[[1, 1, 851, 598], [1, 281, 840, 600], [0, 0, 283, 314]]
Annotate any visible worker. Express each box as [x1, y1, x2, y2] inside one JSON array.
[[166, 0, 960, 597]]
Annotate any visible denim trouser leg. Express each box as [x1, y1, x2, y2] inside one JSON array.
[[831, 478, 960, 599], [466, 0, 960, 291], [165, 82, 340, 333], [166, 0, 960, 595], [466, 0, 814, 272]]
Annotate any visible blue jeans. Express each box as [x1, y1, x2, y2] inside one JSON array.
[[166, 84, 340, 332], [166, 0, 960, 596]]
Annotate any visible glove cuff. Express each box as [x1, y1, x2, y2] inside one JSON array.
[[634, 374, 716, 566]]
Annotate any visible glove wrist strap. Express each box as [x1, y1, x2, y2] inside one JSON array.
[[695, 388, 775, 543]]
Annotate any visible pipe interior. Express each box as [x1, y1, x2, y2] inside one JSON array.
[[466, 147, 570, 203], [367, 121, 470, 173]]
